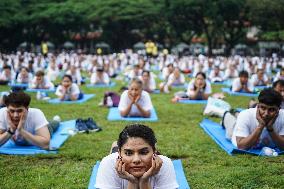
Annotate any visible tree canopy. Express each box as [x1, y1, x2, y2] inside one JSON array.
[[0, 0, 283, 54]]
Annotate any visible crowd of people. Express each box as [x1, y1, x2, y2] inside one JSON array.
[[0, 50, 284, 188]]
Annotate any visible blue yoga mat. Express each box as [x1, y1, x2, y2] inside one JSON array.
[[88, 159, 190, 189], [172, 83, 188, 89], [48, 94, 95, 104], [221, 88, 259, 97], [211, 80, 232, 86], [26, 88, 56, 93], [0, 120, 75, 155], [107, 107, 158, 122], [152, 89, 160, 94], [199, 119, 284, 156], [178, 99, 207, 104], [86, 82, 116, 88], [9, 83, 29, 88], [255, 85, 269, 90]]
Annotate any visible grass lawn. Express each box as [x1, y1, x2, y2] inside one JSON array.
[[0, 80, 283, 189]]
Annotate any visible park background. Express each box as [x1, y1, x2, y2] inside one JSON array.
[[0, 0, 284, 188]]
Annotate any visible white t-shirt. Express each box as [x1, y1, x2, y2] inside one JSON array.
[[250, 74, 269, 86], [55, 83, 80, 101], [231, 78, 254, 92], [0, 107, 49, 145], [138, 76, 156, 92], [118, 90, 153, 117], [16, 73, 33, 84], [209, 70, 224, 82], [90, 72, 110, 84], [232, 108, 284, 148], [186, 79, 212, 97], [95, 152, 179, 189], [167, 73, 185, 86], [30, 77, 55, 89]]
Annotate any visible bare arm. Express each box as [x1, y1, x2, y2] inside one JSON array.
[[268, 131, 284, 150], [236, 126, 264, 150], [0, 129, 13, 146], [135, 103, 151, 118], [18, 126, 50, 149]]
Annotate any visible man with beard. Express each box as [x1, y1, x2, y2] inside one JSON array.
[[232, 88, 284, 150]]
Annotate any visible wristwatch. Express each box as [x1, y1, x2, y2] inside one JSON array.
[[7, 128, 15, 135], [267, 127, 274, 132]]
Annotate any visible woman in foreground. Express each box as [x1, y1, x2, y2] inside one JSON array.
[[95, 123, 179, 189]]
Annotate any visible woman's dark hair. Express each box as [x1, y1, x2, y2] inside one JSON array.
[[258, 88, 282, 107], [35, 70, 45, 77], [195, 72, 206, 79], [194, 72, 207, 90], [4, 91, 31, 107], [239, 70, 249, 78], [273, 79, 284, 88], [117, 123, 157, 151], [62, 74, 73, 82], [142, 70, 150, 76]]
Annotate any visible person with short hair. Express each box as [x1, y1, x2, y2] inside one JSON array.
[[232, 88, 284, 150], [16, 67, 33, 84], [55, 74, 83, 101], [95, 123, 179, 189], [273, 80, 284, 109], [0, 92, 58, 149], [90, 67, 110, 85], [139, 70, 156, 93], [251, 68, 269, 86], [231, 70, 254, 93], [118, 78, 153, 118], [30, 70, 54, 89], [0, 65, 15, 84]]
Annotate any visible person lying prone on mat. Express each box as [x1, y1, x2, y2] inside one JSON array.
[[231, 70, 254, 93], [186, 72, 212, 100], [30, 70, 55, 89], [55, 74, 84, 101], [0, 92, 59, 150], [223, 88, 284, 150], [95, 123, 179, 189], [118, 78, 153, 118]]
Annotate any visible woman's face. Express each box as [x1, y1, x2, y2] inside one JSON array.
[[129, 82, 142, 98], [119, 137, 154, 178], [62, 77, 72, 88], [195, 74, 205, 87]]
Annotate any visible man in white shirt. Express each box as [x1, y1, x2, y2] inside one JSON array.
[[232, 70, 254, 93], [0, 92, 52, 149], [232, 88, 284, 150]]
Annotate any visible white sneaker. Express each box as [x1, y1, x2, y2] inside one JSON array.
[[164, 85, 169, 93], [53, 115, 61, 122]]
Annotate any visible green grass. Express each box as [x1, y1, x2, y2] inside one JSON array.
[[0, 81, 284, 189]]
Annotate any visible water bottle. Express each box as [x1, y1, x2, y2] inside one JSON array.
[[106, 96, 113, 107], [260, 147, 278, 157], [36, 91, 42, 100]]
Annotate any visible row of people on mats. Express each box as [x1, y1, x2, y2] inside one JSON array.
[[0, 88, 283, 188], [1, 51, 284, 88]]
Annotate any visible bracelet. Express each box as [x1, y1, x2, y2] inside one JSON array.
[[267, 127, 274, 132], [7, 128, 15, 135]]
